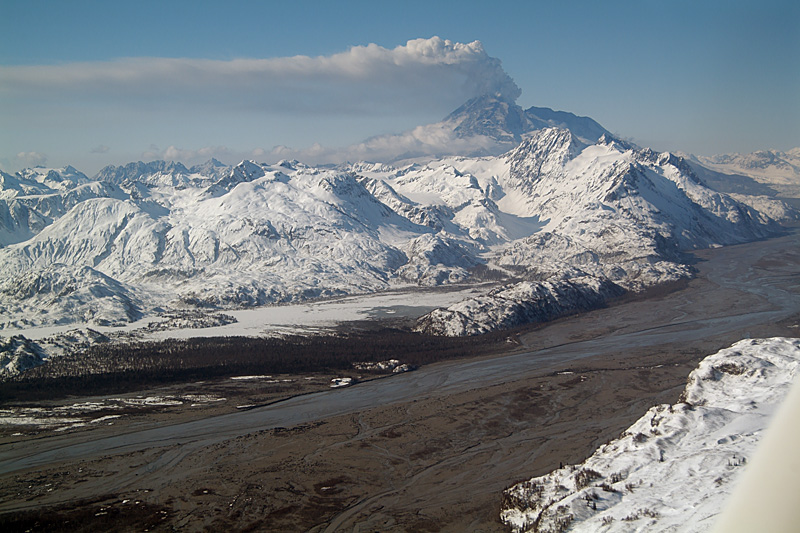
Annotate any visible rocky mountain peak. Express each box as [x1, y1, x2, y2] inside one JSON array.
[[444, 94, 532, 144], [440, 93, 611, 150], [94, 160, 190, 184]]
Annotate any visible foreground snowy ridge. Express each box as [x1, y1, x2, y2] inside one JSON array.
[[500, 337, 800, 533]]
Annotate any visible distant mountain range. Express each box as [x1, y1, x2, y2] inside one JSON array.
[[0, 94, 797, 371], [684, 148, 800, 200], [699, 148, 800, 182]]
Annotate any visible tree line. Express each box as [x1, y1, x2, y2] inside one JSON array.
[[0, 328, 511, 403]]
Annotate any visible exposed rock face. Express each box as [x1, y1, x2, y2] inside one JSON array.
[[443, 94, 611, 149], [414, 277, 625, 336]]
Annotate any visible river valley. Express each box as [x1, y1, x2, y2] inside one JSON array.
[[1, 230, 799, 531]]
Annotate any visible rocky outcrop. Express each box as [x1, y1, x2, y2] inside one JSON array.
[[415, 276, 624, 336]]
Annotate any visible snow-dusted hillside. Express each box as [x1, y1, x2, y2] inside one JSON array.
[[415, 276, 624, 336], [500, 337, 800, 533], [0, 94, 790, 340], [0, 328, 109, 375], [407, 130, 782, 335], [0, 122, 786, 336]]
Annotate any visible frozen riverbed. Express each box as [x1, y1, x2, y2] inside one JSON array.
[[1, 285, 487, 342]]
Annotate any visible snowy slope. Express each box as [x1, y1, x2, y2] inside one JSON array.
[[409, 131, 781, 335], [0, 161, 431, 328], [0, 98, 787, 334], [500, 133, 776, 253], [356, 127, 773, 278], [0, 166, 122, 247], [0, 264, 143, 329], [15, 165, 90, 190], [500, 337, 800, 533]]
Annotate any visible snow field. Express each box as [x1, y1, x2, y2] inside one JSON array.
[[501, 337, 800, 533]]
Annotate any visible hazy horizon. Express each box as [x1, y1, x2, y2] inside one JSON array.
[[2, 0, 798, 174]]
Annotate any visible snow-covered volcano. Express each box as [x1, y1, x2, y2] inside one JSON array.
[[0, 98, 790, 337], [442, 94, 610, 149], [355, 93, 612, 161]]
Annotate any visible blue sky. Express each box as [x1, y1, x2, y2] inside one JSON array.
[[1, 0, 798, 174]]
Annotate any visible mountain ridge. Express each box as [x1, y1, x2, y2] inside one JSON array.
[[0, 96, 794, 350], [442, 94, 611, 150], [501, 337, 800, 532]]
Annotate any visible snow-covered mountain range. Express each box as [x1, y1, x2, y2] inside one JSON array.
[[0, 96, 793, 344], [500, 337, 800, 532], [698, 148, 800, 185], [683, 148, 800, 200]]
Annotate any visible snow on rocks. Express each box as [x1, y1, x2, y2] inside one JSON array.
[[0, 328, 110, 376], [415, 276, 624, 336], [0, 116, 787, 334], [352, 359, 402, 371], [725, 193, 799, 223], [0, 264, 143, 330], [352, 359, 416, 373], [330, 377, 353, 388], [500, 337, 800, 532], [408, 129, 784, 336], [396, 233, 479, 285], [0, 335, 46, 375]]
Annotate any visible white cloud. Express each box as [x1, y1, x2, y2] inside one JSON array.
[[140, 121, 505, 170], [0, 38, 525, 171], [141, 145, 263, 167], [0, 37, 520, 115], [16, 151, 47, 167], [263, 122, 506, 165]]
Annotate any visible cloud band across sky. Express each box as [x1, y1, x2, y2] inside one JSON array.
[[0, 36, 527, 172], [0, 37, 520, 115]]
